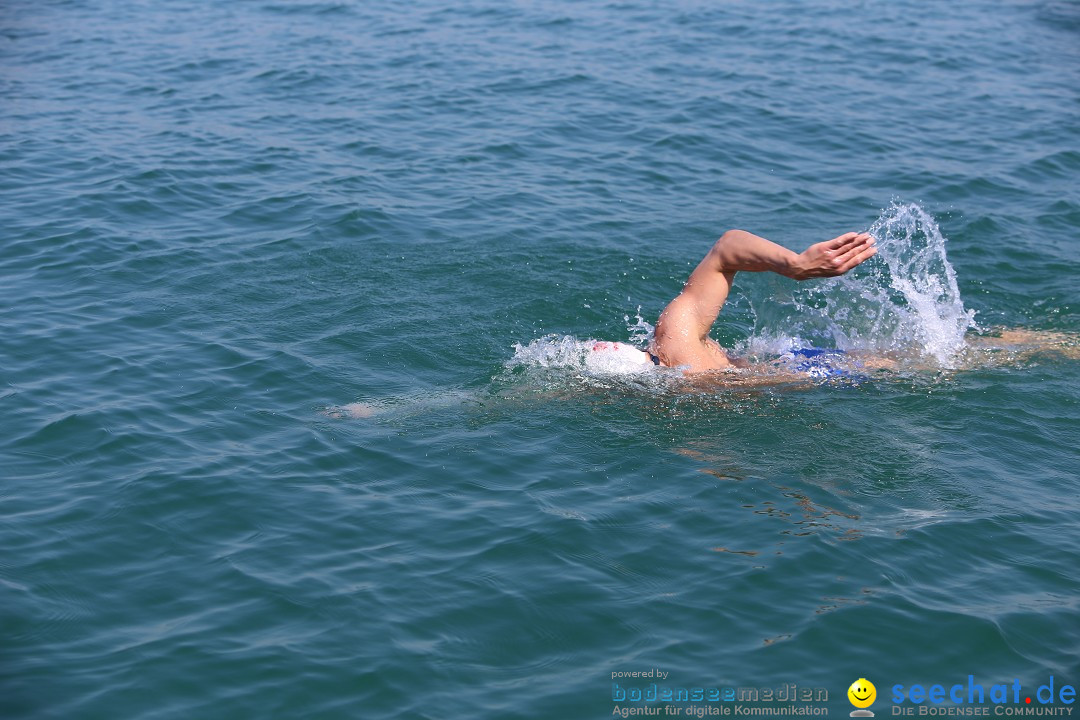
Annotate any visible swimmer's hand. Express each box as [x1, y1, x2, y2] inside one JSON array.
[[786, 232, 876, 281]]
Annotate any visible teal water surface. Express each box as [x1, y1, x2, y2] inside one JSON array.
[[2, 1, 1079, 718]]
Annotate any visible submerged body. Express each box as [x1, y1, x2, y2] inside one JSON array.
[[588, 327, 1077, 383], [589, 341, 882, 382]]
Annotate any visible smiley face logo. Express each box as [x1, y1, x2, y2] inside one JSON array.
[[848, 678, 876, 709]]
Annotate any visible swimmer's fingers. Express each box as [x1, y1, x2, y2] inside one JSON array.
[[839, 244, 877, 273], [827, 231, 862, 250], [832, 232, 872, 252], [833, 235, 877, 273], [825, 232, 873, 267]]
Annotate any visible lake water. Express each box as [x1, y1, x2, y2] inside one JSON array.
[[2, 0, 1079, 718]]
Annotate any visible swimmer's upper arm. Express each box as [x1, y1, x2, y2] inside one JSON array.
[[653, 278, 735, 370], [653, 238, 741, 369], [680, 263, 736, 340], [674, 229, 802, 337]]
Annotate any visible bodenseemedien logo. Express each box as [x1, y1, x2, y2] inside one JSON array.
[[848, 678, 877, 717]]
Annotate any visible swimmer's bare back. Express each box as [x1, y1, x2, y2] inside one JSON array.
[[652, 229, 877, 373]]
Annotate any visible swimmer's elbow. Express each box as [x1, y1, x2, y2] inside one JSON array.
[[710, 230, 751, 269], [714, 229, 749, 251]]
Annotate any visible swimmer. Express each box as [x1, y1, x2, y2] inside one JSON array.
[[338, 230, 1075, 420], [649, 229, 877, 373]]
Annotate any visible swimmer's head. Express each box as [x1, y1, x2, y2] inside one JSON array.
[[587, 341, 653, 374]]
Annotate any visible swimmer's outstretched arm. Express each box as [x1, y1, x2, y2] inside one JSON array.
[[654, 230, 876, 371]]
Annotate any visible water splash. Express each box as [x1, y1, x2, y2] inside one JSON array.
[[744, 202, 975, 367], [862, 202, 976, 363], [624, 306, 656, 346]]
